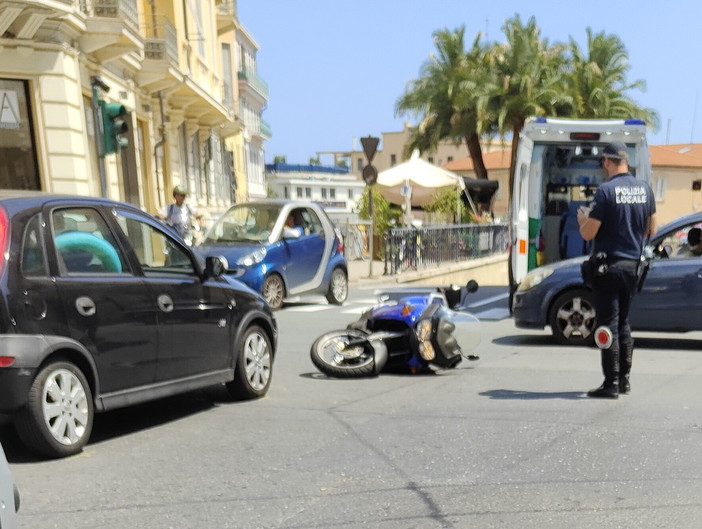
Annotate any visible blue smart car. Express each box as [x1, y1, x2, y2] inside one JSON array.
[[198, 200, 348, 310]]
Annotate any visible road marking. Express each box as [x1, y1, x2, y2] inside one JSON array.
[[466, 292, 509, 308]]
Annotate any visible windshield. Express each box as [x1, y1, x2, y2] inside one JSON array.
[[203, 204, 282, 243]]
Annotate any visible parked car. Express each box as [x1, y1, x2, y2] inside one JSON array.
[[0, 191, 278, 458], [0, 441, 20, 529], [513, 212, 702, 345], [197, 200, 348, 310]]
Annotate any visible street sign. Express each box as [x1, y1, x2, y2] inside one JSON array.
[[362, 165, 378, 185], [360, 136, 379, 163]]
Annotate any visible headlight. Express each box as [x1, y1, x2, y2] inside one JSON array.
[[236, 247, 267, 267], [416, 319, 432, 341], [517, 268, 554, 292]]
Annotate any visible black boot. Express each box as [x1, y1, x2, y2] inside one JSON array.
[[619, 341, 633, 394], [587, 349, 619, 399]]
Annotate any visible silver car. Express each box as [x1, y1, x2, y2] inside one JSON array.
[[0, 441, 20, 529]]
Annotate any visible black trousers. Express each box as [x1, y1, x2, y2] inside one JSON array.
[[592, 260, 639, 379]]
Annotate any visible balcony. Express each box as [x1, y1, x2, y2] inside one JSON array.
[[79, 0, 143, 63], [216, 0, 237, 35], [0, 0, 74, 40], [138, 15, 181, 92], [260, 119, 272, 140], [237, 68, 268, 101]]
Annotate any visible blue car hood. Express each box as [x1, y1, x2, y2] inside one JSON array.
[[197, 242, 267, 264]]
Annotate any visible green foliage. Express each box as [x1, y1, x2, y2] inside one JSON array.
[[395, 15, 659, 206], [356, 187, 400, 235], [309, 156, 321, 165], [273, 155, 287, 164]]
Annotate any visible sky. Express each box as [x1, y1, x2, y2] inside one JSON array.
[[238, 0, 702, 164]]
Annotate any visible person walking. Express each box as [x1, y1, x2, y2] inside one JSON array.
[[160, 186, 202, 245], [577, 142, 657, 399]]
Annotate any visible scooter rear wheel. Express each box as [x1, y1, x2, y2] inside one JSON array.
[[310, 330, 384, 378]]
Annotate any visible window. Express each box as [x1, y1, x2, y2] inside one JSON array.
[[21, 214, 48, 277], [115, 211, 194, 274], [655, 176, 666, 201], [305, 187, 311, 198], [52, 208, 127, 275], [428, 157, 434, 164], [357, 158, 363, 171], [321, 188, 327, 199], [284, 187, 290, 199], [330, 188, 336, 199], [348, 189, 354, 199], [390, 154, 397, 166], [447, 156, 453, 162], [296, 187, 303, 198]]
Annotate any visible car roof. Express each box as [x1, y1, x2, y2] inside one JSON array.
[[654, 211, 702, 238]]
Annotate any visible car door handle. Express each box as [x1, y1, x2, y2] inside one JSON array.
[[157, 294, 174, 313], [75, 296, 96, 317]]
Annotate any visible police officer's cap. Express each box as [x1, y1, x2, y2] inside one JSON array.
[[172, 185, 187, 197], [601, 142, 628, 161]]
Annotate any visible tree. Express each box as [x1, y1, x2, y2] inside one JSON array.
[[423, 187, 474, 223], [489, 15, 571, 199], [566, 28, 658, 126], [395, 27, 494, 180], [273, 155, 286, 164], [356, 186, 399, 236]]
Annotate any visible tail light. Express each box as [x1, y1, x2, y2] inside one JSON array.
[[0, 206, 7, 273], [0, 356, 15, 367], [334, 227, 344, 254]]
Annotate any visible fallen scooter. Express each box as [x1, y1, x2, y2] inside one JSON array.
[[310, 280, 482, 378]]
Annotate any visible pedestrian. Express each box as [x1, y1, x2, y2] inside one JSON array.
[[159, 185, 202, 244], [577, 142, 657, 399]]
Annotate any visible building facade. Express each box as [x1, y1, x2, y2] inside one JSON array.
[[0, 0, 269, 222], [265, 163, 367, 226]]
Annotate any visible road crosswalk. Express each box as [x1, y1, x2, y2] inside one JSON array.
[[282, 294, 511, 321]]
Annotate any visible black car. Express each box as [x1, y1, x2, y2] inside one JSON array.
[[0, 191, 277, 458], [513, 211, 702, 345]]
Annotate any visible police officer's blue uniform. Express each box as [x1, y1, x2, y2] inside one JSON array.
[[586, 144, 656, 398]]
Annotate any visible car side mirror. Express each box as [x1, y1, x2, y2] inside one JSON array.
[[204, 255, 228, 278], [282, 227, 302, 239]]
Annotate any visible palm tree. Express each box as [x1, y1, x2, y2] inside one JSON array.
[[395, 26, 494, 179], [567, 28, 658, 126], [489, 15, 571, 196]]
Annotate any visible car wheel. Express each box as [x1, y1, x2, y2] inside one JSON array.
[[548, 289, 596, 346], [262, 273, 285, 310], [325, 267, 348, 305], [227, 325, 273, 400], [14, 361, 94, 458]]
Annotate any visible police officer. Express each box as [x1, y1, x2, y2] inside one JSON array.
[[577, 142, 657, 399]]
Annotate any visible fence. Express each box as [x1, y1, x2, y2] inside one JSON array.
[[383, 223, 509, 275]]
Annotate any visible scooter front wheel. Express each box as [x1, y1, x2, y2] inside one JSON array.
[[310, 330, 385, 378]]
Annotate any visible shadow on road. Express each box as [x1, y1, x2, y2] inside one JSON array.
[[493, 333, 702, 351], [480, 389, 586, 400], [0, 385, 241, 462]]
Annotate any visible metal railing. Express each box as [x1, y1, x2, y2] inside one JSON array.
[[82, 0, 138, 30], [383, 223, 509, 275]]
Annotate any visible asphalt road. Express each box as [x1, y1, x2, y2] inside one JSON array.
[[3, 285, 702, 528]]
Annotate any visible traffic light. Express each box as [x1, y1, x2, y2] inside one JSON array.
[[99, 100, 129, 155]]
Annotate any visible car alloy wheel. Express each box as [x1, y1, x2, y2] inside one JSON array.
[[549, 289, 596, 346], [227, 325, 273, 400], [262, 274, 285, 310], [14, 361, 94, 458], [326, 267, 348, 305]]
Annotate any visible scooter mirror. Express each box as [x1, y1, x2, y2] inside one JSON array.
[[466, 280, 479, 293]]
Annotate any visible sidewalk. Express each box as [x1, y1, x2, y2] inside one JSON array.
[[346, 253, 509, 288]]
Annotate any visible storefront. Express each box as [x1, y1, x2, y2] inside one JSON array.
[[0, 79, 41, 190]]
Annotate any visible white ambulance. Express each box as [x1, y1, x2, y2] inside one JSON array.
[[509, 117, 651, 292]]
